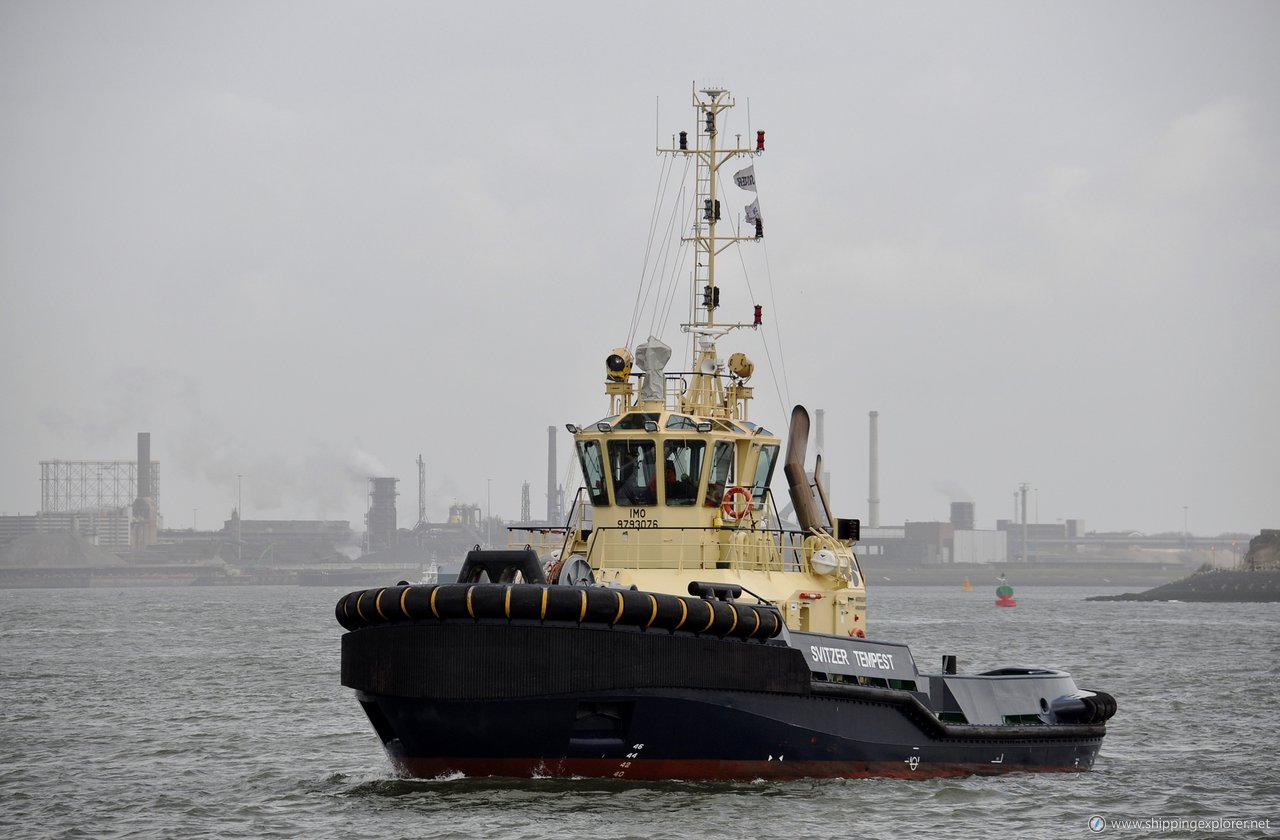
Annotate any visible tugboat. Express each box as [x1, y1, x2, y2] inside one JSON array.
[[336, 85, 1115, 780]]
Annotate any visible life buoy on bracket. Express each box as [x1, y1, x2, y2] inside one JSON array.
[[721, 486, 751, 520]]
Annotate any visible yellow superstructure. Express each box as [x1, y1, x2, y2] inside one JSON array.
[[511, 86, 866, 637]]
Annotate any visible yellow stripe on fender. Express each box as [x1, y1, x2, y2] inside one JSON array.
[[504, 586, 512, 619], [701, 600, 716, 632], [673, 599, 688, 631], [749, 608, 761, 637], [399, 587, 411, 620], [645, 595, 658, 630], [466, 586, 475, 619], [726, 604, 738, 636], [613, 591, 625, 625], [540, 587, 549, 620], [355, 591, 368, 623], [578, 590, 587, 623], [430, 587, 441, 619], [375, 589, 389, 621]]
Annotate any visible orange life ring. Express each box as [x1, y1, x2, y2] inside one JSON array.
[[721, 486, 751, 520]]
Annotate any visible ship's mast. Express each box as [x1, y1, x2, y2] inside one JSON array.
[[659, 85, 763, 418]]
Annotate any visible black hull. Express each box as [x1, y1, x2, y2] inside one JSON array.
[[356, 687, 1102, 781], [339, 590, 1108, 780]]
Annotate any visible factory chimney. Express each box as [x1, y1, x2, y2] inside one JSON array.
[[546, 426, 559, 524], [366, 477, 399, 553], [131, 431, 158, 549], [868, 411, 880, 528]]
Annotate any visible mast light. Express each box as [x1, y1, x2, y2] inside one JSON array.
[[679, 131, 688, 150], [756, 130, 765, 151]]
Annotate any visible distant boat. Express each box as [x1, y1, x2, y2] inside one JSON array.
[[961, 577, 973, 593]]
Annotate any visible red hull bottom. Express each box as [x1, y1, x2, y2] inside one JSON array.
[[393, 756, 1087, 781]]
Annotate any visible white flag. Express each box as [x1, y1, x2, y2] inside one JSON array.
[[734, 165, 757, 191], [744, 198, 761, 224]]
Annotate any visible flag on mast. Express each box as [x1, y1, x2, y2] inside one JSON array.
[[744, 198, 762, 224], [734, 165, 757, 191]]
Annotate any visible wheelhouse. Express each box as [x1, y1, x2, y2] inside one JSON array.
[[574, 410, 779, 512]]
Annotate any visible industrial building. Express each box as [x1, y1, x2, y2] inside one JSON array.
[[1, 432, 159, 551]]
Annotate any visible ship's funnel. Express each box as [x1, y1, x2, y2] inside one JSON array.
[[634, 336, 672, 402], [783, 405, 826, 534]]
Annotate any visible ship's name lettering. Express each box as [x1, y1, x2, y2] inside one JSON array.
[[809, 645, 849, 665], [809, 645, 895, 670]]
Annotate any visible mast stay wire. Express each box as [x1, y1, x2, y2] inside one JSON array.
[[628, 153, 679, 346], [628, 155, 690, 349], [651, 186, 694, 341]]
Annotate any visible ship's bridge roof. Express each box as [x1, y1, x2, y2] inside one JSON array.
[[585, 409, 772, 438]]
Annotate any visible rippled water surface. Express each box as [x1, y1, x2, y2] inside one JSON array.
[[2, 584, 1277, 839]]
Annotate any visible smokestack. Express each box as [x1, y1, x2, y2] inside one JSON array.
[[547, 426, 558, 524], [815, 408, 831, 495], [1020, 482, 1030, 562], [868, 411, 880, 528], [137, 432, 151, 499], [950, 501, 975, 531], [366, 477, 399, 553], [131, 431, 157, 549]]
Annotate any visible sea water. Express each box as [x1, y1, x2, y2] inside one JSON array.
[[1, 584, 1276, 839]]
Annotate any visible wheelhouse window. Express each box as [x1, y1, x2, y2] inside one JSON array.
[[613, 412, 661, 431], [577, 440, 609, 506], [750, 444, 779, 503], [607, 440, 657, 506], [703, 440, 736, 507], [663, 440, 705, 506]]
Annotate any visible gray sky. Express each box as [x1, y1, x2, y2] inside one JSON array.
[[2, 1, 1277, 538]]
